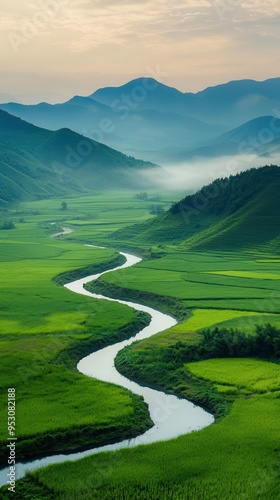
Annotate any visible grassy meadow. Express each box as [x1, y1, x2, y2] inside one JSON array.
[[0, 193, 170, 463], [90, 250, 280, 317], [16, 370, 279, 500], [11, 190, 177, 243], [187, 358, 280, 394], [0, 190, 280, 499]]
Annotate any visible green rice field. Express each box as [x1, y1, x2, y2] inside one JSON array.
[[19, 362, 280, 500], [187, 358, 280, 394], [0, 191, 280, 499]]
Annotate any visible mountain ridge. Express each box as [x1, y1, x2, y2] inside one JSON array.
[[160, 115, 280, 164], [0, 109, 159, 204], [1, 76, 280, 163]]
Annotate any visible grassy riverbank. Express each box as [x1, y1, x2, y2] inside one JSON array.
[[0, 197, 157, 466], [9, 357, 279, 499], [92, 250, 280, 314], [1, 191, 280, 499]]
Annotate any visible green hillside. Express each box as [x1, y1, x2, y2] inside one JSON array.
[[111, 165, 280, 252], [0, 141, 65, 205], [0, 110, 158, 204], [182, 179, 280, 252]]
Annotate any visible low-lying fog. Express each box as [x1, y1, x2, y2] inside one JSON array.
[[140, 153, 280, 192]]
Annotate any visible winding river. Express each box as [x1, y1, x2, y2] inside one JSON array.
[[0, 245, 214, 487]]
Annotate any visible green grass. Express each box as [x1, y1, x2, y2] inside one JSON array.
[[215, 384, 239, 395], [212, 313, 280, 333], [94, 251, 280, 315], [129, 309, 267, 350], [11, 368, 134, 435], [187, 358, 280, 394], [14, 370, 280, 500], [0, 309, 152, 463], [110, 167, 280, 254], [207, 270, 280, 280], [181, 179, 280, 252], [14, 191, 177, 244], [1, 190, 280, 499], [0, 238, 127, 335], [0, 197, 160, 463], [95, 266, 274, 300], [171, 308, 263, 332], [0, 351, 152, 464]]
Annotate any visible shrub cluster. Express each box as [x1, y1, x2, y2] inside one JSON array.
[[185, 323, 280, 361], [0, 220, 15, 230]]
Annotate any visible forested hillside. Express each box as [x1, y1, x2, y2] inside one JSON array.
[[0, 110, 158, 205], [111, 165, 280, 252]]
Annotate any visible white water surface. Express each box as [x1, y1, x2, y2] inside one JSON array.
[[0, 248, 214, 487], [51, 226, 74, 238]]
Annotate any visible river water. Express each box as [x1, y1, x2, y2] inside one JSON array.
[[0, 248, 214, 487]]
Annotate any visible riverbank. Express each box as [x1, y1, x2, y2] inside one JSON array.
[[0, 250, 213, 490]]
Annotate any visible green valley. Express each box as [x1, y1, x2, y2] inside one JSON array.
[[0, 202, 155, 464], [2, 2, 280, 496], [0, 167, 280, 499]]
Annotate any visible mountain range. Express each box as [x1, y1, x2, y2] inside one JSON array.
[[160, 115, 280, 164], [0, 110, 158, 205], [1, 77, 280, 162]]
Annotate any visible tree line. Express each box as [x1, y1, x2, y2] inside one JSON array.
[[170, 165, 280, 217], [163, 323, 280, 365]]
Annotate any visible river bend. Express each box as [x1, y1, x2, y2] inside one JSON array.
[[0, 248, 214, 487]]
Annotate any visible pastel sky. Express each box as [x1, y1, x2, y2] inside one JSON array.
[[0, 0, 279, 103]]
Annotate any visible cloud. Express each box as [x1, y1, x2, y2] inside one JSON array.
[[0, 0, 279, 102], [0, 12, 23, 31], [51, 0, 280, 54], [53, 0, 216, 52], [3, 1, 280, 54], [242, 0, 280, 16]]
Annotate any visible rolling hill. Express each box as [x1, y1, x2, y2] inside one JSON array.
[[0, 110, 159, 205], [111, 165, 280, 252]]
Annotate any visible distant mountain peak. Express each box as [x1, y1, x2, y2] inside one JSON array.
[[89, 76, 184, 100], [66, 95, 98, 105], [1, 76, 280, 161]]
